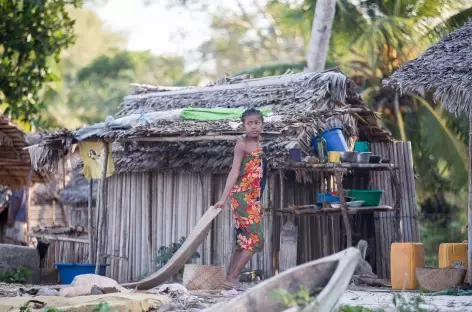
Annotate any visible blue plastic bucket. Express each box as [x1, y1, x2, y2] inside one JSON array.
[[321, 128, 348, 152], [55, 263, 108, 284]]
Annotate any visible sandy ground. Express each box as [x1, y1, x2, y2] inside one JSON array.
[[3, 283, 472, 311], [337, 288, 472, 311]]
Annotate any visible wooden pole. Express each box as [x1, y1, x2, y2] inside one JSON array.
[[61, 154, 68, 227], [95, 141, 109, 274], [25, 169, 33, 234], [468, 107, 472, 284], [334, 171, 352, 247], [88, 179, 94, 264]]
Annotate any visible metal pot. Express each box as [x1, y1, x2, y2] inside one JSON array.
[[369, 155, 382, 163], [356, 152, 372, 163], [340, 151, 358, 163]]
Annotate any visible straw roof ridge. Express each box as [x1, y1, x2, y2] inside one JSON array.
[[116, 70, 348, 117], [384, 20, 472, 114]]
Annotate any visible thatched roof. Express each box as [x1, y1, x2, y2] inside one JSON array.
[[59, 167, 97, 205], [27, 70, 392, 173], [0, 116, 49, 188], [384, 20, 472, 114], [29, 150, 85, 205]]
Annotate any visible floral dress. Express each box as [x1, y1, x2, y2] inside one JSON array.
[[230, 146, 266, 253]]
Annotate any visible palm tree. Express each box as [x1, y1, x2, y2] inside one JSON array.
[[306, 0, 337, 71], [342, 0, 472, 198], [239, 0, 472, 208]]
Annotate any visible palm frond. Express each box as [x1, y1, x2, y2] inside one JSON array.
[[414, 95, 468, 191]]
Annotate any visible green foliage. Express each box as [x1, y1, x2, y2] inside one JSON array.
[[65, 50, 199, 124], [91, 302, 118, 312], [0, 0, 82, 126], [42, 308, 64, 312], [338, 294, 428, 312], [338, 305, 384, 312], [269, 285, 318, 308], [0, 266, 32, 283], [420, 217, 466, 266], [392, 293, 427, 312], [156, 236, 200, 275]]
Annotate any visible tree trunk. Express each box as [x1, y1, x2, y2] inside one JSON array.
[[306, 0, 336, 72], [468, 107, 472, 284]]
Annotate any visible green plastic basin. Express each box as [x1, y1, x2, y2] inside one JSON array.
[[347, 190, 384, 206], [354, 141, 370, 153]]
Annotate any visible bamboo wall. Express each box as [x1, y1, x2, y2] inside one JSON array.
[[371, 141, 419, 278], [99, 171, 365, 282], [101, 172, 213, 282], [69, 204, 89, 227], [29, 202, 67, 228]]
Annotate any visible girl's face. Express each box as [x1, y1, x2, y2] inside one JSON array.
[[243, 114, 263, 138]]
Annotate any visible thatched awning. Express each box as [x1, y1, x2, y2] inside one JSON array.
[[27, 70, 392, 173], [0, 115, 49, 189], [384, 20, 472, 114]]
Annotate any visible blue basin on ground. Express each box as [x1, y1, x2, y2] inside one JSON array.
[[55, 263, 108, 284]]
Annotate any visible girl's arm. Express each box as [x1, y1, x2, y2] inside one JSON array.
[[215, 140, 245, 208]]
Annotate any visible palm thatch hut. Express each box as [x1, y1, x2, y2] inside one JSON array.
[[384, 20, 472, 281], [27, 70, 417, 281], [0, 115, 50, 243], [0, 116, 49, 187], [26, 152, 95, 269]]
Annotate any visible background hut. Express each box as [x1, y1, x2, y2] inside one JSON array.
[[28, 70, 418, 281], [384, 20, 472, 281], [27, 156, 95, 268], [0, 115, 49, 244]]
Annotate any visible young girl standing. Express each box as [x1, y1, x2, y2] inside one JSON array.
[[214, 108, 267, 291]]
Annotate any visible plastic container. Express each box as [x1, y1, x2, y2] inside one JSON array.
[[354, 141, 370, 152], [317, 193, 340, 204], [347, 190, 383, 206], [321, 128, 348, 152], [55, 263, 108, 284], [438, 243, 468, 269], [312, 136, 328, 163], [328, 151, 340, 163], [289, 148, 302, 162], [390, 242, 424, 290]]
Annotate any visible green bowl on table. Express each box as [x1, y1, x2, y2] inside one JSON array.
[[347, 190, 383, 206]]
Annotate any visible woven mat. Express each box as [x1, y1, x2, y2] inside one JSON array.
[[121, 206, 222, 290]]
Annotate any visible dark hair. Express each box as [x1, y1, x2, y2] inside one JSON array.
[[241, 108, 264, 122]]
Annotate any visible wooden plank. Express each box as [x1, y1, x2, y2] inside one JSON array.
[[26, 233, 89, 244], [279, 171, 298, 272], [281, 206, 394, 216], [404, 142, 419, 241], [119, 133, 283, 143]]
